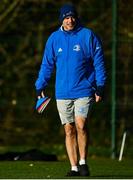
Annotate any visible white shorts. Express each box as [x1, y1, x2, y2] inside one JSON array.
[[56, 97, 94, 125]]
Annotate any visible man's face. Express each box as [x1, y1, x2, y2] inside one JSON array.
[[62, 16, 76, 31]]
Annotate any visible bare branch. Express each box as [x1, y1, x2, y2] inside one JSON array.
[[0, 0, 20, 23]]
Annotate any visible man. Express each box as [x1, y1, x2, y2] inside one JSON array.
[[35, 4, 106, 177]]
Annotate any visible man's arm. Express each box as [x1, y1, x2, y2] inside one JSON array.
[[90, 31, 107, 102], [35, 35, 55, 97]]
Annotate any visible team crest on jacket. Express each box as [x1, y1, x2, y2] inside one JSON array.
[[73, 44, 80, 51]]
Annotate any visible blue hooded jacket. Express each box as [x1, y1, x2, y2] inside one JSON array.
[[35, 23, 106, 99]]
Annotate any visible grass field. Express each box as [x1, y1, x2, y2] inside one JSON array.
[[0, 158, 133, 179]]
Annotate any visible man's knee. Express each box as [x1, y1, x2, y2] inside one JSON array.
[[64, 123, 76, 137], [75, 116, 87, 133]]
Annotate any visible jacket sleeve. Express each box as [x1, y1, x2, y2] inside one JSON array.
[[89, 31, 107, 96], [35, 35, 55, 95]]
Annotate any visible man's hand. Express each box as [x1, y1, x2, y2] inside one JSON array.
[[38, 91, 45, 99], [95, 93, 102, 102]]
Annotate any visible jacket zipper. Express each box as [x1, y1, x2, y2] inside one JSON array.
[[66, 35, 70, 97]]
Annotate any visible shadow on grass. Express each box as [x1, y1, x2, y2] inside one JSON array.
[[91, 175, 133, 179], [0, 148, 57, 161]]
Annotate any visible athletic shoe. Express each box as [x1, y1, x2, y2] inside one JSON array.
[[79, 164, 90, 176], [66, 170, 80, 177]]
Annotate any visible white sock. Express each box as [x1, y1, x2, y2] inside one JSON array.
[[79, 159, 86, 165], [71, 166, 78, 172]]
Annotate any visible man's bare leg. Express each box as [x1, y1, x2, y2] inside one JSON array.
[[75, 116, 90, 176], [64, 123, 78, 166], [75, 116, 88, 160]]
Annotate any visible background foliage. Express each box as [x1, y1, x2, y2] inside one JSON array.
[[0, 0, 133, 157]]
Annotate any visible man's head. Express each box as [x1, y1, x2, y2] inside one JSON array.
[[59, 4, 78, 31]]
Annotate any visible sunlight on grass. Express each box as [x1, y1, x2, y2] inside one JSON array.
[[0, 158, 132, 179]]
